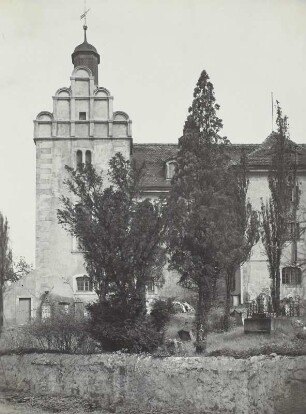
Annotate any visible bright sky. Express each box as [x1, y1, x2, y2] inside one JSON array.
[[0, 0, 305, 265]]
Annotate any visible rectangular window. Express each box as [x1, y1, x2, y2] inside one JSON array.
[[58, 302, 70, 314], [41, 303, 51, 319], [282, 267, 302, 285], [79, 112, 86, 120], [76, 276, 93, 292]]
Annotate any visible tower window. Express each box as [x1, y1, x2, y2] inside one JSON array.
[[85, 150, 92, 164], [76, 150, 83, 166], [79, 112, 86, 120]]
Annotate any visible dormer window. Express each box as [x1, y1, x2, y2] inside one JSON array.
[[79, 112, 86, 120], [76, 276, 94, 292], [166, 160, 177, 180]]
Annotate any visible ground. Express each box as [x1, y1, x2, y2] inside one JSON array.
[[0, 391, 112, 414]]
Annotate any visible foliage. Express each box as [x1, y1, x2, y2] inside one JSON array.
[[260, 103, 300, 314], [24, 313, 96, 354], [87, 300, 163, 353], [166, 70, 254, 351], [0, 212, 32, 335], [220, 155, 259, 331], [58, 153, 166, 315], [150, 298, 175, 332]]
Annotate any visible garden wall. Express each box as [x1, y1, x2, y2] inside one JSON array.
[[0, 353, 305, 413]]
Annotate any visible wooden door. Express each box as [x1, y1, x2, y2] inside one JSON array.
[[18, 298, 31, 324]]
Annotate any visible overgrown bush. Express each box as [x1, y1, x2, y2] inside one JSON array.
[[207, 306, 236, 332], [87, 300, 163, 353], [150, 298, 175, 331], [25, 313, 97, 354], [0, 326, 36, 353]]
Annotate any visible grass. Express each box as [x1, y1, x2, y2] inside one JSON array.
[[1, 310, 306, 359], [160, 310, 306, 358], [206, 326, 306, 358]]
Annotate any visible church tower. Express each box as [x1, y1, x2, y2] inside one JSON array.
[[33, 25, 132, 302]]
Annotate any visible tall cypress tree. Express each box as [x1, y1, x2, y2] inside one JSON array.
[[220, 155, 259, 330], [261, 104, 300, 314], [166, 70, 231, 352]]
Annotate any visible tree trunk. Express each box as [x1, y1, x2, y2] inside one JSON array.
[[271, 275, 276, 313], [136, 278, 147, 317], [0, 285, 3, 336], [275, 268, 281, 316], [195, 279, 209, 354], [224, 269, 234, 332]]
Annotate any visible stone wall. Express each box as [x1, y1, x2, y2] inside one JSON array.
[[0, 353, 305, 413]]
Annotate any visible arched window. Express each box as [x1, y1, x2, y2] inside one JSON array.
[[76, 276, 94, 292], [282, 267, 302, 285], [166, 160, 177, 180], [85, 150, 92, 164], [76, 150, 83, 166]]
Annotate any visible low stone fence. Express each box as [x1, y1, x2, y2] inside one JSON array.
[[0, 353, 305, 413]]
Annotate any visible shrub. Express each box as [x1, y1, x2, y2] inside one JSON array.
[[25, 313, 97, 354], [150, 298, 175, 331], [87, 300, 163, 353]]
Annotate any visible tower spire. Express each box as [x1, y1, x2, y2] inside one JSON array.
[[83, 24, 88, 43], [80, 0, 90, 42], [72, 2, 100, 85]]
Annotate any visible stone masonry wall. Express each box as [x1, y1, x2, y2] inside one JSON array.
[[0, 354, 306, 413]]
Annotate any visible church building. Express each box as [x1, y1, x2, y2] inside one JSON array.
[[3, 26, 306, 326]]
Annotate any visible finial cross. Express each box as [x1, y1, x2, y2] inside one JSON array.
[[80, 0, 90, 26]]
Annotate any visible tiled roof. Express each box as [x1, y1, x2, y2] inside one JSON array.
[[132, 136, 306, 189], [247, 133, 306, 168], [132, 144, 178, 189], [132, 142, 258, 189]]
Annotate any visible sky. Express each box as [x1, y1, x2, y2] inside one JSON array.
[[0, 0, 306, 265]]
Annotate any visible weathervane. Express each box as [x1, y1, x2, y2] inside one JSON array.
[[80, 0, 90, 28]]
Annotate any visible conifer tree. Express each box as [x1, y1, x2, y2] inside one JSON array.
[[166, 70, 231, 352]]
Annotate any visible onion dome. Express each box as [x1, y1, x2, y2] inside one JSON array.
[[72, 25, 100, 85]]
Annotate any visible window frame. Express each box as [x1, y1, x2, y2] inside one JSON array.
[[79, 112, 87, 120], [282, 266, 302, 286], [76, 275, 94, 292], [165, 160, 177, 180]]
